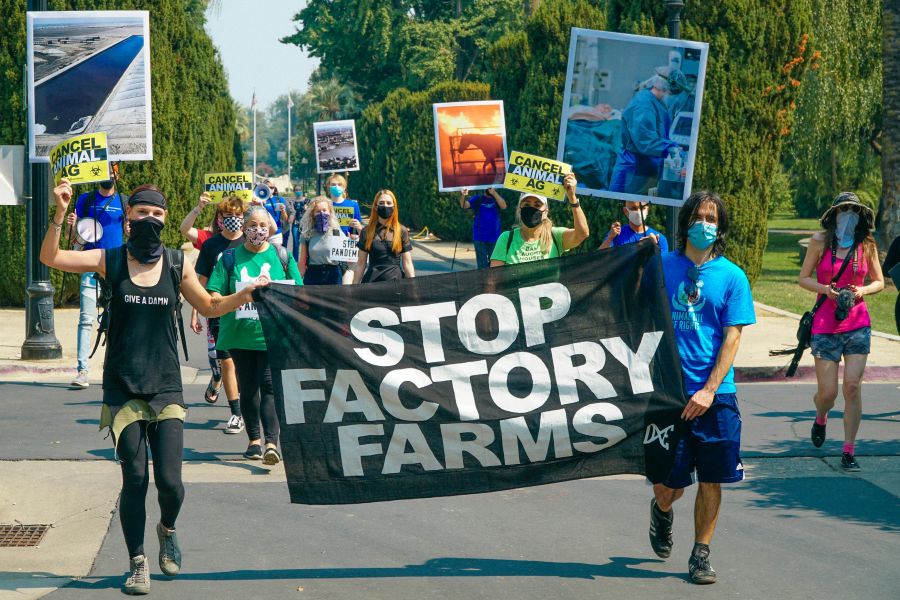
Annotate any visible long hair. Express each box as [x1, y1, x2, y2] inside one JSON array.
[[300, 196, 340, 241], [676, 190, 728, 257], [821, 205, 878, 268], [365, 189, 403, 255], [515, 199, 554, 254]]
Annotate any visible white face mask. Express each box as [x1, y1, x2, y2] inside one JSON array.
[[627, 208, 649, 227]]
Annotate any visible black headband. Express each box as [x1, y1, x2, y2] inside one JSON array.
[[130, 189, 167, 210]]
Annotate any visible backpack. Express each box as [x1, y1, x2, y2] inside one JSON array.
[[504, 227, 561, 258], [220, 244, 290, 283], [91, 245, 189, 360]]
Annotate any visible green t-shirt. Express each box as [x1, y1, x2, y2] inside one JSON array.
[[206, 244, 303, 351], [490, 227, 567, 264]]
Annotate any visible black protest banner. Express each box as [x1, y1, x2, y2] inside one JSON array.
[[255, 239, 687, 505]]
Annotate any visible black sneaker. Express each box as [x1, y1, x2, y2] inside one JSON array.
[[243, 444, 263, 460], [811, 422, 826, 448], [649, 499, 674, 558], [688, 544, 717, 584], [841, 452, 860, 471]]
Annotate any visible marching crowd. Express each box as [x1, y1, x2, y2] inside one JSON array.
[[40, 169, 892, 594]]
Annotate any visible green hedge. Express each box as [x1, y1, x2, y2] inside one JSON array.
[[0, 0, 238, 306]]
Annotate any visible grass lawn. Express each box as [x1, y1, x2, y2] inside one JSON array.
[[754, 231, 898, 335], [766, 215, 820, 231]]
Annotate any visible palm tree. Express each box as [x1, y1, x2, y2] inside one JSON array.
[[882, 0, 900, 245], [296, 78, 362, 123]]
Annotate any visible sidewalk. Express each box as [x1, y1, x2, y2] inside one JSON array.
[[411, 238, 900, 382]]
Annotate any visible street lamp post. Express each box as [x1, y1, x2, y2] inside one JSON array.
[[22, 0, 62, 360], [664, 0, 685, 250]]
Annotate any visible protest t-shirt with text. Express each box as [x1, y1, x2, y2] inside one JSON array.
[[332, 199, 362, 235], [206, 244, 303, 351], [662, 252, 755, 395], [490, 227, 566, 264]]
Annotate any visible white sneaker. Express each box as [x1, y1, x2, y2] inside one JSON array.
[[70, 370, 89, 389], [123, 554, 150, 595], [224, 415, 244, 435]]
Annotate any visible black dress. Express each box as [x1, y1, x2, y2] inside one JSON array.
[[357, 225, 411, 283], [883, 235, 900, 335]]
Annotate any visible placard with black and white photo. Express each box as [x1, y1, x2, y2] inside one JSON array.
[[313, 120, 360, 174]]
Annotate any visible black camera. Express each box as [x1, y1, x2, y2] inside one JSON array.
[[834, 287, 856, 321]]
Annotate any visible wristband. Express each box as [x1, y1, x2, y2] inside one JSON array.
[[50, 221, 63, 232], [568, 201, 580, 208]]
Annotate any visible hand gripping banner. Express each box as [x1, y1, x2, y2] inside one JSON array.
[[255, 239, 687, 504]]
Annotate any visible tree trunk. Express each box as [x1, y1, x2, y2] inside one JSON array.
[[881, 0, 900, 245]]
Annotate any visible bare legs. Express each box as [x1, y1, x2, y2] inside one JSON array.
[[812, 354, 866, 447], [654, 482, 720, 545]]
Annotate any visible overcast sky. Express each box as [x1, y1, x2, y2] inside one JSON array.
[[205, 0, 318, 109]]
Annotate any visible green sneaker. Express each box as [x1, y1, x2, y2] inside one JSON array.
[[157, 522, 182, 576], [123, 554, 150, 595]]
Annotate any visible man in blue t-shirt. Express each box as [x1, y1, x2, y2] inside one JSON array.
[[459, 187, 506, 269], [648, 191, 755, 585], [69, 178, 125, 389], [257, 179, 289, 246], [599, 200, 669, 252]]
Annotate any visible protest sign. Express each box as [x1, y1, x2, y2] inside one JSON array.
[[314, 120, 360, 174], [557, 29, 709, 207], [235, 279, 295, 320], [27, 11, 153, 162], [433, 101, 508, 192], [333, 205, 356, 227], [503, 151, 571, 201], [49, 132, 110, 185], [327, 235, 359, 263], [255, 239, 687, 504], [204, 172, 253, 203]]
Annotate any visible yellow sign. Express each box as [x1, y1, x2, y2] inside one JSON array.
[[204, 172, 254, 203], [333, 205, 356, 227], [502, 151, 571, 201], [49, 133, 110, 186]]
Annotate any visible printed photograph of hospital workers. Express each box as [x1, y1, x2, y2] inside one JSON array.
[[557, 29, 708, 207]]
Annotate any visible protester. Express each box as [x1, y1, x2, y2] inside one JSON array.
[[798, 193, 884, 470], [192, 194, 248, 434], [254, 179, 289, 246], [647, 191, 755, 585], [284, 191, 308, 261], [298, 196, 347, 285], [206, 205, 303, 465], [609, 72, 681, 195], [67, 175, 125, 389], [42, 178, 263, 595], [178, 193, 217, 249], [489, 174, 588, 265], [883, 234, 900, 335], [459, 187, 506, 269], [352, 190, 415, 282], [599, 200, 669, 252], [326, 173, 363, 236]]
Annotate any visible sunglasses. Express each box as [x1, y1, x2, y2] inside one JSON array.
[[685, 265, 702, 302], [839, 205, 861, 213]]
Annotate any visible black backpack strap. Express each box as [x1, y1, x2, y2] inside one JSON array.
[[90, 245, 125, 358], [166, 248, 189, 361], [505, 227, 517, 255], [222, 247, 237, 281]]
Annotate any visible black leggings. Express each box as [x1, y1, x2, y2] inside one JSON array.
[[116, 419, 184, 558], [230, 349, 280, 444]]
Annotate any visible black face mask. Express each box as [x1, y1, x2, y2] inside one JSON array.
[[376, 205, 394, 219], [99, 180, 115, 191], [520, 206, 544, 228], [127, 217, 165, 264]]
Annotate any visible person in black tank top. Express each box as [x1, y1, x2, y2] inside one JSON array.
[[41, 179, 268, 595], [352, 189, 416, 283]]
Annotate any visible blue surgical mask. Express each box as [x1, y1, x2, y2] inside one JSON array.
[[329, 185, 343, 199], [835, 211, 859, 248], [688, 222, 717, 250]]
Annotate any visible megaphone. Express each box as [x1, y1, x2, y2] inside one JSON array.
[[253, 183, 272, 203]]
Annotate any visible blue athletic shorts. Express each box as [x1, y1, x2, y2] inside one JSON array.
[[663, 393, 744, 488]]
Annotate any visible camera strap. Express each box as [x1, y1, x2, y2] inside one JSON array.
[[813, 240, 860, 316]]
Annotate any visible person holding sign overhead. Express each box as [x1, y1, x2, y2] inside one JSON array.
[[206, 205, 303, 465], [298, 196, 347, 286], [68, 173, 125, 389], [490, 173, 588, 265], [352, 190, 415, 283], [459, 187, 506, 269]]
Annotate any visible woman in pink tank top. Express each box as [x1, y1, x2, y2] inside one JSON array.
[[798, 193, 884, 471]]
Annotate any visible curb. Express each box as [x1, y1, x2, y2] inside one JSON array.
[[410, 239, 477, 269], [754, 301, 900, 342], [735, 365, 900, 383]]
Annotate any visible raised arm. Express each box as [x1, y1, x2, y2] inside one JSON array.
[[459, 188, 471, 210], [179, 193, 211, 244], [40, 179, 106, 277], [488, 187, 507, 210], [561, 173, 589, 250]]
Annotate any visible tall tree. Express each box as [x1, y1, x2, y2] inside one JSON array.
[[882, 0, 900, 244]]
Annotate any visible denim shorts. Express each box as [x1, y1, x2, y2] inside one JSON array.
[[663, 393, 743, 489], [811, 326, 871, 362]]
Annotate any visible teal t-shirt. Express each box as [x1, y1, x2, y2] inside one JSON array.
[[490, 227, 567, 264], [206, 244, 303, 351]]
